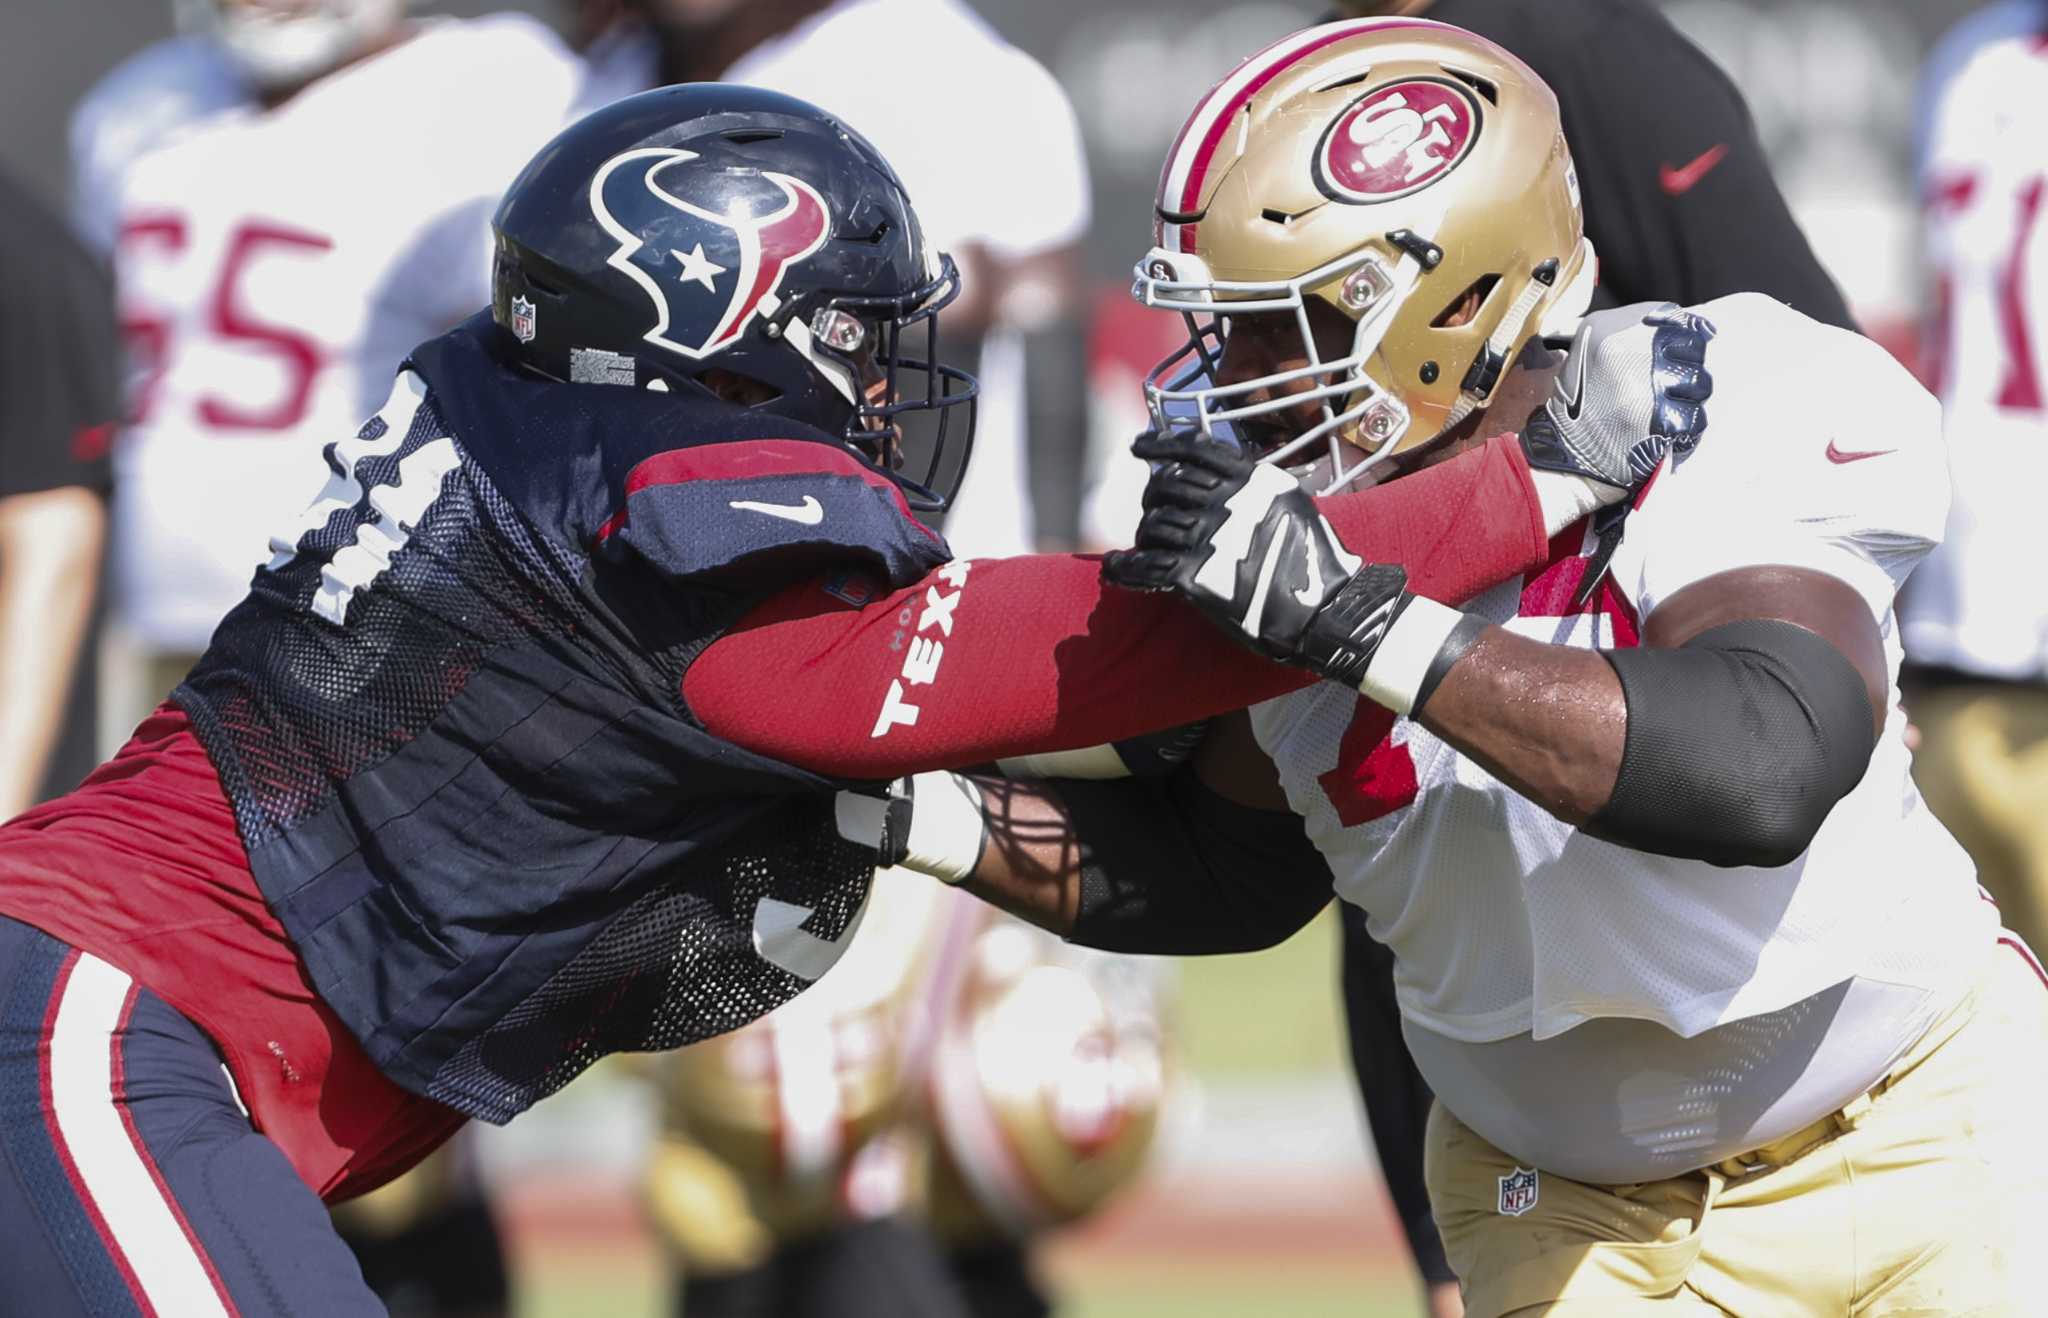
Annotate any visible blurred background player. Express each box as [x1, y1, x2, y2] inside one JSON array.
[[68, 5, 584, 1314], [1902, 1, 2048, 959], [73, 0, 584, 732], [0, 168, 119, 822], [641, 873, 1167, 1318], [574, 0, 1094, 556]]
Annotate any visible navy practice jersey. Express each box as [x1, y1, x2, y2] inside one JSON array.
[[175, 315, 951, 1123]]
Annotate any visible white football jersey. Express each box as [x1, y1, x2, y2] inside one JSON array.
[[1254, 294, 1993, 1044], [721, 0, 1092, 558], [70, 36, 248, 257], [1901, 18, 2048, 679], [95, 17, 582, 652]]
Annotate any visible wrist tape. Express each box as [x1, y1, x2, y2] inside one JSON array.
[[898, 770, 988, 884], [1357, 596, 1480, 716]]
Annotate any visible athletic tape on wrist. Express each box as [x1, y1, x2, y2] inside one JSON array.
[[901, 770, 988, 884], [1529, 467, 1613, 536], [1359, 595, 1468, 716], [996, 744, 1129, 779]]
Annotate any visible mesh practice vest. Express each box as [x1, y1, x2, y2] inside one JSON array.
[[178, 317, 950, 1123]]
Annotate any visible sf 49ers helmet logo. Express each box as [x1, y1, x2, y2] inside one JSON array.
[[589, 147, 832, 359], [1314, 78, 1482, 204]]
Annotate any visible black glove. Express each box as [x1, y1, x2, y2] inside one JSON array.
[[1521, 302, 1716, 494], [1103, 428, 1418, 685]]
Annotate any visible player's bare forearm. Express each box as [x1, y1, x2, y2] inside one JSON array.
[[0, 488, 105, 819], [950, 776, 1084, 936], [1416, 565, 1888, 835], [1414, 626, 1626, 825]]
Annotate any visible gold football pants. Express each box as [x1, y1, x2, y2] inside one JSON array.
[[1424, 938, 2048, 1316], [1907, 681, 2048, 953]]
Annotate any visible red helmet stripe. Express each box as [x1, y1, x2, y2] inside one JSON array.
[[1157, 18, 1459, 253]]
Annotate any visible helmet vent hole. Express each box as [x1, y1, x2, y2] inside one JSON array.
[[1432, 274, 1498, 328], [856, 221, 894, 245], [1261, 208, 1295, 227], [722, 129, 784, 144], [1442, 66, 1499, 104], [1309, 70, 1373, 95]]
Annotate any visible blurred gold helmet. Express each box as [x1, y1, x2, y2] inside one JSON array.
[[1135, 17, 1595, 490]]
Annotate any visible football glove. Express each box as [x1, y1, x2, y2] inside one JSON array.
[[1103, 428, 1481, 715], [1104, 428, 1369, 660], [1521, 301, 1716, 494]]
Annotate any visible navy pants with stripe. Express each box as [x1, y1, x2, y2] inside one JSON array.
[[0, 915, 381, 1316]]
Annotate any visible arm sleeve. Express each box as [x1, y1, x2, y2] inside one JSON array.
[[686, 432, 1548, 778], [1057, 765, 1334, 956], [1525, 0, 1855, 330]]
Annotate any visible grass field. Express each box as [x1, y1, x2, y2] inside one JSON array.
[[498, 911, 1426, 1318]]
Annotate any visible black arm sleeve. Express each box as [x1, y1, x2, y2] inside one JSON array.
[[0, 171, 118, 499], [1588, 618, 1878, 868], [1338, 905, 1455, 1288], [1055, 764, 1334, 955], [1431, 0, 1855, 331]]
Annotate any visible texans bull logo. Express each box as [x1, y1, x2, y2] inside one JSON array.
[[589, 147, 832, 359]]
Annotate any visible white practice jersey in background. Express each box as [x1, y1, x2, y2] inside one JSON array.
[[1253, 294, 1991, 1047], [1902, 15, 2048, 680], [82, 17, 582, 652], [722, 0, 1092, 558], [70, 36, 248, 257]]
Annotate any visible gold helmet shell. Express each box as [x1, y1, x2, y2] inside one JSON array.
[[1135, 17, 1596, 489]]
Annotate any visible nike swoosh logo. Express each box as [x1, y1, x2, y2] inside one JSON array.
[[730, 494, 824, 525], [753, 895, 867, 981], [1659, 144, 1728, 196], [1558, 341, 1591, 421], [1825, 441, 1896, 464]]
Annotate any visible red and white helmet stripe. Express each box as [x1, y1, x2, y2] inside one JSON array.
[[1155, 17, 1458, 255]]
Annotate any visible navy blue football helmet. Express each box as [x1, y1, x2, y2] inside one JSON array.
[[491, 84, 977, 510]]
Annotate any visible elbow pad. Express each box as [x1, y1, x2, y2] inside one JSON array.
[[1587, 619, 1877, 868]]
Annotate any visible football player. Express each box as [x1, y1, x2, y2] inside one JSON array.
[[1307, 4, 1855, 1313], [0, 82, 1663, 1311], [1900, 5, 2048, 976], [72, 0, 584, 726], [575, 0, 1095, 559], [893, 20, 2048, 1316]]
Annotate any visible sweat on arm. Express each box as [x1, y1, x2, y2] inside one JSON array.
[[685, 433, 1549, 778]]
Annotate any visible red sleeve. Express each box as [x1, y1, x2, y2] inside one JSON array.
[[686, 433, 1546, 778]]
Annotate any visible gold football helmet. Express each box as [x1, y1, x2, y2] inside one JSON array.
[[1135, 17, 1595, 490]]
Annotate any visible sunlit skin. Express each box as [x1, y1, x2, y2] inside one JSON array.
[[1211, 286, 1560, 489]]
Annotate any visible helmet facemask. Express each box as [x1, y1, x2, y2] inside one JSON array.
[[1136, 239, 1426, 493], [790, 252, 979, 513]]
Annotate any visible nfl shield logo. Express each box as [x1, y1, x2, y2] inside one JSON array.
[[510, 296, 538, 344], [1497, 1166, 1539, 1217]]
